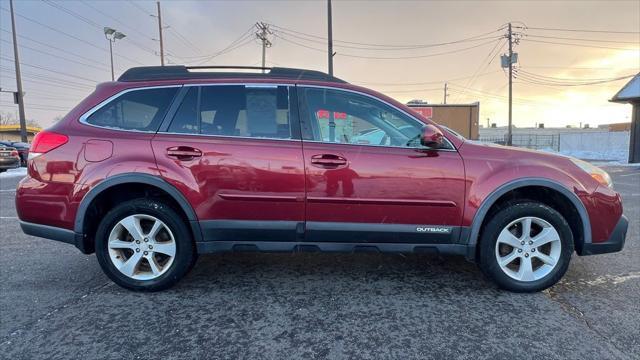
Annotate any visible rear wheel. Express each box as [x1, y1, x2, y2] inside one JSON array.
[[95, 198, 196, 291], [478, 201, 573, 292]]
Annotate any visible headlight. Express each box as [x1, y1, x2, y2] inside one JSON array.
[[570, 158, 613, 188]]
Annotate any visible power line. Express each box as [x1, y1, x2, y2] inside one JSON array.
[[516, 71, 634, 87], [171, 26, 255, 61], [519, 69, 634, 82], [353, 70, 501, 86], [0, 56, 100, 83], [0, 6, 145, 65], [526, 26, 640, 34], [1, 67, 95, 90], [0, 28, 113, 69], [377, 87, 442, 94], [523, 38, 638, 51], [270, 23, 503, 48], [273, 26, 503, 51], [0, 38, 110, 72], [81, 1, 155, 40], [43, 0, 157, 55], [275, 33, 501, 60], [452, 39, 507, 103], [526, 34, 639, 45]]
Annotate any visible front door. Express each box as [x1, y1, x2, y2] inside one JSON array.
[[153, 84, 305, 243], [297, 86, 465, 244]]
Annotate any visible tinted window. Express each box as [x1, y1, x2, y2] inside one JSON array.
[[168, 87, 198, 134], [86, 87, 178, 131], [167, 85, 292, 139], [301, 87, 429, 148]]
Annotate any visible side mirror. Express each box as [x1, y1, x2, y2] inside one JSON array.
[[420, 124, 444, 148]]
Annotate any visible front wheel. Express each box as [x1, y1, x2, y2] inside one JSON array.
[[95, 198, 196, 291], [478, 201, 574, 292]]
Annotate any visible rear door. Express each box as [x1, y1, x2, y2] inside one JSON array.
[[153, 84, 305, 243], [298, 86, 466, 244]]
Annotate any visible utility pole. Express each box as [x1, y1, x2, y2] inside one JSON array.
[[443, 83, 448, 104], [9, 0, 27, 143], [156, 1, 165, 66], [255, 22, 272, 72], [507, 22, 513, 146], [327, 0, 334, 76]]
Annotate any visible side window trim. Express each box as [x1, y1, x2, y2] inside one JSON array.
[[79, 85, 182, 133], [297, 85, 456, 151]]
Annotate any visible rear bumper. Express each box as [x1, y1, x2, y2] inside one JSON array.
[[0, 157, 20, 169], [579, 215, 628, 256], [20, 221, 89, 253]]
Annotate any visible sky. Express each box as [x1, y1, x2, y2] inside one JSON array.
[[0, 0, 639, 129]]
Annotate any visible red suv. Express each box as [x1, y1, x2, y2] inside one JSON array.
[[16, 66, 628, 292]]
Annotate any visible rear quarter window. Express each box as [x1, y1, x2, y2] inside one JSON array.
[[84, 87, 178, 131]]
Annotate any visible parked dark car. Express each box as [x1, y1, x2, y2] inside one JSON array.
[[0, 144, 20, 173], [16, 66, 627, 292], [0, 140, 29, 166]]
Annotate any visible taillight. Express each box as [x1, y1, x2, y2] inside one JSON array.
[[28, 131, 68, 160], [10, 150, 18, 157]]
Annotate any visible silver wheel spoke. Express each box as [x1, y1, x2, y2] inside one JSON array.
[[148, 220, 163, 240], [497, 231, 522, 249], [517, 256, 535, 281], [499, 251, 519, 267], [119, 251, 143, 277], [534, 252, 557, 266], [521, 218, 532, 239], [147, 256, 162, 275], [109, 240, 136, 250], [531, 227, 558, 247], [152, 242, 176, 257], [120, 216, 144, 241]]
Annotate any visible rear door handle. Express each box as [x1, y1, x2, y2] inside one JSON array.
[[311, 154, 347, 168], [167, 146, 202, 161]]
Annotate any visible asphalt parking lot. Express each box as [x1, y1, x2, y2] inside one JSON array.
[[0, 166, 638, 360]]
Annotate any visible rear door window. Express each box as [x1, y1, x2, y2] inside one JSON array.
[[85, 87, 178, 131], [167, 85, 293, 139]]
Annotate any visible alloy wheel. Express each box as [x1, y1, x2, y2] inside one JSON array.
[[494, 216, 562, 282], [107, 214, 177, 280]]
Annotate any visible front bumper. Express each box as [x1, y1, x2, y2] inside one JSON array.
[[579, 215, 628, 255]]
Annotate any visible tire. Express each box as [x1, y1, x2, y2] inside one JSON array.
[[478, 201, 574, 293], [95, 198, 197, 291]]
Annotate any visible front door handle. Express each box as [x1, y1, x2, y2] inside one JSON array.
[[167, 146, 202, 161], [311, 154, 347, 168]]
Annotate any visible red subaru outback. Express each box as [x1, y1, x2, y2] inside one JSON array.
[[16, 66, 627, 292]]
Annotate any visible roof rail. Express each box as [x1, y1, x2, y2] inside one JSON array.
[[117, 65, 347, 83]]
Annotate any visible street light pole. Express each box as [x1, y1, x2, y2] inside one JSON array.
[[327, 0, 334, 76], [104, 27, 126, 81], [108, 39, 114, 81], [9, 0, 27, 143]]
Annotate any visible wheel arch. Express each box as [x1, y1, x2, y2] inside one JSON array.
[[74, 173, 202, 253], [467, 178, 591, 259]]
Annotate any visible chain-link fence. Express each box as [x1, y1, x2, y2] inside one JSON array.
[[478, 134, 560, 151]]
